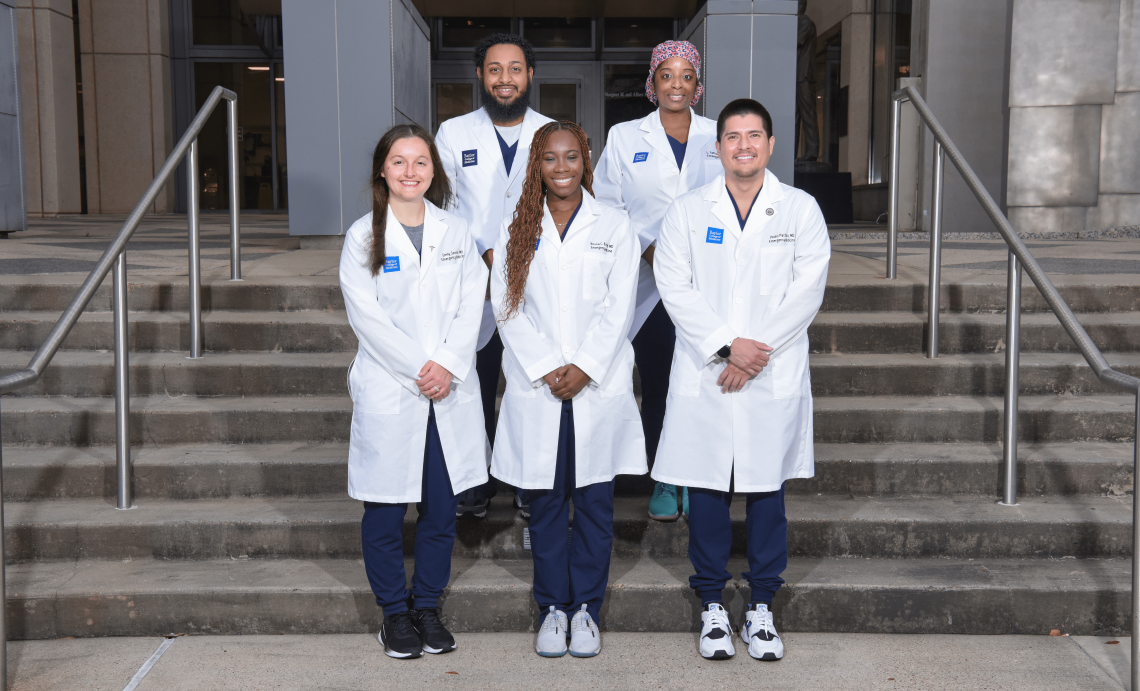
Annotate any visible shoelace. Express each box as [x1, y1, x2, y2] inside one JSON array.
[[748, 607, 777, 639], [414, 608, 449, 638], [539, 606, 565, 635], [571, 605, 595, 636], [704, 605, 731, 636], [652, 484, 676, 500], [391, 611, 419, 640]]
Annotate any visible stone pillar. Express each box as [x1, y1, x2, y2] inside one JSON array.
[[680, 0, 799, 184], [1, 0, 27, 232], [74, 0, 174, 214], [837, 4, 872, 186], [1006, 0, 1123, 234], [15, 0, 81, 217], [282, 0, 431, 236], [1094, 0, 1140, 229]]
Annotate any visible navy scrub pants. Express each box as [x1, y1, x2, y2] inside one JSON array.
[[528, 400, 615, 625], [361, 404, 459, 616], [687, 481, 788, 606], [631, 300, 675, 466]]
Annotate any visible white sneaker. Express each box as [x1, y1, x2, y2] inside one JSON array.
[[741, 603, 784, 661], [569, 604, 601, 657], [699, 603, 736, 659], [535, 606, 569, 657]]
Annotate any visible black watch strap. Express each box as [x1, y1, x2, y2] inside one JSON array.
[[717, 344, 732, 359]]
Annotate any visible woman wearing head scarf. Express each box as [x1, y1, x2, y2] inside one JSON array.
[[593, 41, 723, 522]]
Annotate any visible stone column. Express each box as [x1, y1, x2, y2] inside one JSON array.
[[1094, 0, 1140, 230], [75, 0, 174, 214], [1, 0, 27, 232], [837, 3, 872, 186], [15, 0, 81, 217]]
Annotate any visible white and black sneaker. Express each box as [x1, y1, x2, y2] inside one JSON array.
[[515, 491, 530, 519], [411, 607, 457, 654], [535, 606, 569, 657], [569, 604, 601, 657], [379, 611, 423, 659], [699, 602, 736, 659], [741, 603, 784, 661]]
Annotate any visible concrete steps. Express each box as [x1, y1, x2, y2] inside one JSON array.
[[4, 556, 1129, 639], [1, 495, 1131, 562]]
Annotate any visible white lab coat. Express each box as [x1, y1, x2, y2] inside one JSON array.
[[489, 191, 648, 489], [435, 107, 555, 349], [340, 201, 491, 503], [651, 172, 830, 493], [593, 108, 722, 337]]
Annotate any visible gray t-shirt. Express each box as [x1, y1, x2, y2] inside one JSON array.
[[401, 221, 424, 256]]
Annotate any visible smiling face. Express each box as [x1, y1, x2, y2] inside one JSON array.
[[716, 113, 774, 180], [380, 137, 434, 204], [478, 43, 531, 108], [540, 130, 585, 199], [652, 57, 698, 114]]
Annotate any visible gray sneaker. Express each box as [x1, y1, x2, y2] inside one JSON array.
[[569, 604, 601, 657], [535, 606, 569, 657]]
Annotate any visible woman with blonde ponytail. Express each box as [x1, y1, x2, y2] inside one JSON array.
[[489, 121, 647, 659]]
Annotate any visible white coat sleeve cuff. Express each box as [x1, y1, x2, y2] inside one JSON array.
[[701, 325, 739, 365], [429, 348, 469, 384], [571, 353, 605, 388], [524, 352, 563, 388]]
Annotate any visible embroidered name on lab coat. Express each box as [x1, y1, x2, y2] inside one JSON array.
[[440, 250, 465, 262], [462, 150, 478, 167], [383, 256, 400, 273], [589, 241, 614, 253], [632, 152, 649, 163], [706, 227, 724, 244], [769, 232, 795, 244], [706, 150, 718, 159]]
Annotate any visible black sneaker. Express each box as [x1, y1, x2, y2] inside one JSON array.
[[456, 488, 489, 519], [514, 491, 530, 519], [379, 611, 423, 659], [411, 607, 457, 654]]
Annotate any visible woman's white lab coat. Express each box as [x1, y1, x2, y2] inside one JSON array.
[[650, 172, 831, 494], [489, 191, 648, 489], [593, 108, 722, 336], [340, 201, 490, 503]]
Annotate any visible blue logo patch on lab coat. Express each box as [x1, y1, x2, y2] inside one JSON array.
[[706, 227, 724, 244], [632, 152, 649, 163], [535, 238, 541, 250], [462, 150, 478, 167], [383, 256, 400, 273]]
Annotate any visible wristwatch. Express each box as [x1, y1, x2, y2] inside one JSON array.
[[717, 344, 732, 359]]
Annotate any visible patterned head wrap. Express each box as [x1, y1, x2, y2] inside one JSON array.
[[646, 40, 704, 106]]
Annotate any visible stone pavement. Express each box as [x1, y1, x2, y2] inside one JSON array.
[[4, 633, 1133, 691]]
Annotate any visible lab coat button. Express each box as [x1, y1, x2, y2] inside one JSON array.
[[506, 191, 513, 198], [563, 346, 570, 353], [737, 259, 744, 266], [422, 402, 428, 410], [735, 297, 743, 304], [562, 264, 568, 270], [562, 305, 568, 312]]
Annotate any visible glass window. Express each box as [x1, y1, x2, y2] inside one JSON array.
[[868, 0, 911, 183], [436, 83, 475, 130], [274, 63, 287, 209], [522, 18, 592, 49], [192, 0, 280, 47], [440, 17, 511, 49], [603, 18, 673, 49], [604, 64, 655, 140], [539, 83, 577, 123]]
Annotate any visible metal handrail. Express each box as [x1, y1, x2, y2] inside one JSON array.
[[0, 86, 240, 689], [886, 84, 1140, 689]]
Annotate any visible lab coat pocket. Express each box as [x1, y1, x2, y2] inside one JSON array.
[[668, 347, 702, 398], [347, 356, 402, 414], [435, 265, 462, 312], [772, 336, 809, 399], [581, 255, 611, 301], [760, 248, 795, 296]]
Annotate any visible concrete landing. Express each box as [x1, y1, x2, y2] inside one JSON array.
[[4, 633, 1130, 691]]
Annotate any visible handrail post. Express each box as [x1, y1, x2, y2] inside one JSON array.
[[886, 96, 902, 280], [1132, 392, 1139, 691], [227, 97, 241, 281], [927, 141, 944, 358], [113, 251, 134, 510], [187, 139, 203, 359], [999, 251, 1021, 507]]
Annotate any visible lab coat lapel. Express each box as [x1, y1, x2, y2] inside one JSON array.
[[385, 206, 421, 270], [641, 110, 676, 171], [706, 178, 741, 239], [471, 109, 508, 181], [419, 202, 448, 279], [741, 170, 785, 237], [506, 109, 545, 188], [559, 190, 601, 244], [679, 109, 708, 185]]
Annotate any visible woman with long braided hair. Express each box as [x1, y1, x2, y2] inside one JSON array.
[[489, 121, 647, 658]]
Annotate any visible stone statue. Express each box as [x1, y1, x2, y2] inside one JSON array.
[[796, 0, 820, 163]]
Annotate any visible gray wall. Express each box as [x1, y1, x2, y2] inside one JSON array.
[[681, 0, 798, 185], [909, 0, 1013, 234], [0, 0, 26, 232], [282, 0, 430, 236]]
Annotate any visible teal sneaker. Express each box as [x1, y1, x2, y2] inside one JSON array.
[[648, 482, 680, 521], [682, 486, 689, 518]]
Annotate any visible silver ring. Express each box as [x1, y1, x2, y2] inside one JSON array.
[[433, 385, 440, 392]]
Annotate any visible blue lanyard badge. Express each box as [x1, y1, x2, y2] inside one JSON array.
[[706, 227, 724, 244], [383, 256, 400, 273]]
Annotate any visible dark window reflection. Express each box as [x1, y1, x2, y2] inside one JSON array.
[[440, 17, 511, 48], [604, 64, 656, 140], [603, 18, 673, 48], [522, 18, 592, 49]]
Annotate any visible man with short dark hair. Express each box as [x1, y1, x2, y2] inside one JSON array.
[[435, 34, 554, 519], [652, 98, 830, 662]]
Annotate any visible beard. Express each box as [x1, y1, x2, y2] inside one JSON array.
[[481, 79, 531, 123]]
